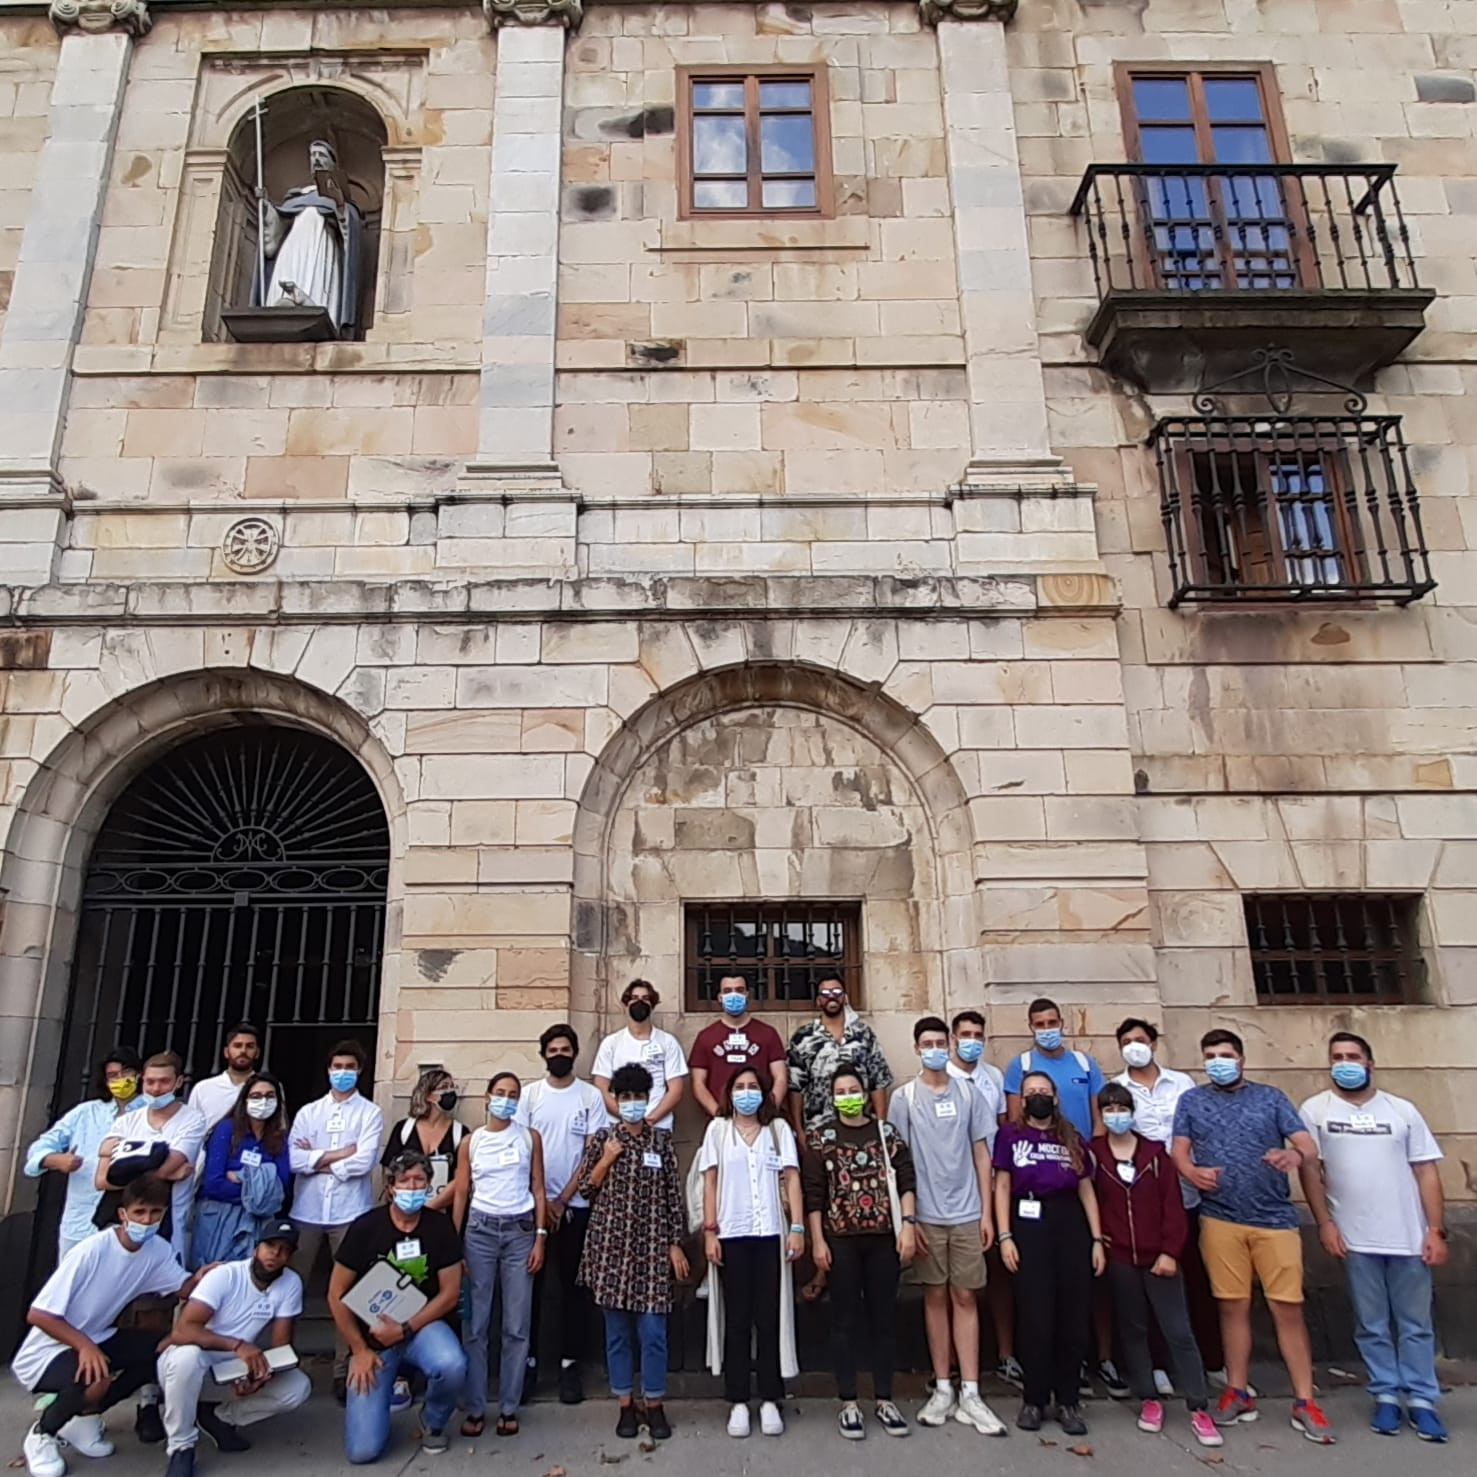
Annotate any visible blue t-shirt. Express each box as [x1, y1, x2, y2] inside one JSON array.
[[1171, 1081, 1307, 1230], [1003, 1049, 1106, 1139]]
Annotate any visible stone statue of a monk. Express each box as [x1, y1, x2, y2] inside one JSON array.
[[257, 140, 364, 337]]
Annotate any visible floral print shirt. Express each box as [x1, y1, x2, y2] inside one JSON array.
[[786, 1013, 894, 1131], [802, 1116, 916, 1237]]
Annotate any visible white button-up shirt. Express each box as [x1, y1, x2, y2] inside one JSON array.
[[947, 1059, 1006, 1149], [697, 1117, 799, 1239], [287, 1091, 384, 1227], [1114, 1064, 1198, 1206]]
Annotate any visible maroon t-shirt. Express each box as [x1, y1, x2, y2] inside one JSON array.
[[690, 1018, 786, 1106]]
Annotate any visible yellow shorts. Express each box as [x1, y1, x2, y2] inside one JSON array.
[[1199, 1216, 1304, 1304]]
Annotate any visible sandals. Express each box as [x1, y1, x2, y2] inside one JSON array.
[[496, 1415, 519, 1437], [459, 1415, 486, 1438]]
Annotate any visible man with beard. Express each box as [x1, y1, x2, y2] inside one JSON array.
[[157, 1221, 311, 1477], [786, 977, 893, 1135], [187, 1026, 263, 1136]]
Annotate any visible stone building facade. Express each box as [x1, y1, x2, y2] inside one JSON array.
[[0, 0, 1473, 1348]]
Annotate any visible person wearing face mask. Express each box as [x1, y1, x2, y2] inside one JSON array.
[[15, 1176, 193, 1477], [698, 1066, 804, 1438], [690, 974, 789, 1118], [1171, 1030, 1331, 1443], [157, 1221, 312, 1477], [992, 1072, 1106, 1437], [192, 1073, 293, 1268], [1090, 1085, 1218, 1448], [1298, 1033, 1447, 1443], [381, 1069, 467, 1216], [329, 1152, 467, 1462], [25, 1046, 143, 1260], [574, 1064, 690, 1443], [803, 1066, 918, 1441], [288, 1040, 384, 1401], [452, 1072, 547, 1438], [786, 977, 893, 1137], [516, 1024, 606, 1405], [889, 1018, 1005, 1437], [592, 980, 688, 1131], [1003, 998, 1106, 1144]]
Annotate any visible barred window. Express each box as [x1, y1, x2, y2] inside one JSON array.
[[1245, 893, 1424, 1003], [684, 902, 860, 1013]]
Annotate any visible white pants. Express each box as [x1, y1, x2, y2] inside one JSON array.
[[158, 1346, 311, 1453]]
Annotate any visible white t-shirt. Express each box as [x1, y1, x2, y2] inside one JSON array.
[[12, 1229, 183, 1389], [109, 1102, 210, 1235], [946, 1059, 1006, 1149], [188, 1072, 250, 1133], [517, 1078, 605, 1209], [189, 1258, 304, 1343], [1114, 1065, 1199, 1208], [592, 1027, 689, 1131], [1300, 1088, 1443, 1256], [468, 1124, 536, 1217], [697, 1118, 800, 1239]]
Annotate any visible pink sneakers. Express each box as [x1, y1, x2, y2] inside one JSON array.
[[1137, 1399, 1164, 1434], [1190, 1410, 1224, 1447]]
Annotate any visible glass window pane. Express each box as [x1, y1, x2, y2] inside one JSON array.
[[760, 113, 815, 173], [1203, 77, 1267, 123], [1211, 126, 1272, 164], [760, 80, 812, 109], [1132, 77, 1191, 121], [693, 178, 749, 210], [692, 81, 744, 110], [693, 113, 747, 175], [1139, 126, 1200, 165], [762, 177, 817, 209]]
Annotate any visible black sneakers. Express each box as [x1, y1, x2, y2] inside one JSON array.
[[615, 1404, 639, 1439], [558, 1364, 584, 1405], [164, 1449, 195, 1477], [645, 1403, 672, 1441], [1017, 1404, 1044, 1432], [196, 1407, 250, 1454], [135, 1406, 165, 1446], [1056, 1403, 1089, 1437]]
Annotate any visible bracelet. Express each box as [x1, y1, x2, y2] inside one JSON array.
[[788, 1224, 805, 1236], [702, 1222, 720, 1234], [535, 1227, 549, 1238], [997, 1231, 1015, 1242]]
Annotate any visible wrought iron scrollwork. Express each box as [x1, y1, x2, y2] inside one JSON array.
[[1192, 347, 1369, 417]]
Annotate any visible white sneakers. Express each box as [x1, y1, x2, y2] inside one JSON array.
[[727, 1404, 751, 1438], [956, 1390, 1008, 1436], [918, 1386, 957, 1426], [24, 1426, 66, 1477], [59, 1416, 114, 1459], [759, 1402, 784, 1437]]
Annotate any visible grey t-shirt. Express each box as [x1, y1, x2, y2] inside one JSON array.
[[887, 1076, 993, 1225]]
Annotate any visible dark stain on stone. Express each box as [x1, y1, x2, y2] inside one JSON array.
[[993, 777, 1025, 791], [1134, 768, 1151, 794], [1316, 138, 1364, 165], [123, 154, 152, 185], [832, 767, 882, 811], [628, 339, 683, 365], [573, 185, 615, 216], [416, 949, 459, 982], [785, 4, 812, 19], [1312, 623, 1351, 646], [1416, 74, 1476, 104], [600, 106, 674, 139], [574, 900, 602, 953], [674, 810, 757, 852], [0, 630, 50, 670]]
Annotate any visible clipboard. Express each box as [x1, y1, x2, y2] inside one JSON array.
[[340, 1260, 428, 1327]]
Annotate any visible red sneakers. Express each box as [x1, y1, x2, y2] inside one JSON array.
[[1214, 1387, 1258, 1425], [1291, 1399, 1337, 1445]]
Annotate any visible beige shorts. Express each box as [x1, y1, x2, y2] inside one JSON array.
[[914, 1220, 987, 1289], [1199, 1216, 1304, 1304]]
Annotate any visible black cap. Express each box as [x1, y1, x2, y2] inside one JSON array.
[[255, 1218, 299, 1248]]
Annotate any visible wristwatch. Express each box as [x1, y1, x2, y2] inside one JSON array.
[[400, 1320, 414, 1343], [901, 1214, 918, 1225]]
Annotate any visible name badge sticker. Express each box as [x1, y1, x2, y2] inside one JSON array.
[[395, 1238, 422, 1262], [1351, 1113, 1378, 1131], [240, 1148, 263, 1169], [642, 1151, 663, 1170], [498, 1147, 521, 1167], [1018, 1198, 1043, 1221], [934, 1099, 958, 1119]]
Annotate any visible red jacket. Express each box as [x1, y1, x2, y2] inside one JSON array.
[[1090, 1134, 1187, 1267]]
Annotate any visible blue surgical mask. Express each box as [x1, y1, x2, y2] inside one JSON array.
[[1204, 1057, 1241, 1087], [1103, 1110, 1135, 1136], [487, 1095, 517, 1120], [720, 993, 747, 1017], [957, 1039, 984, 1064], [393, 1188, 429, 1214], [1331, 1061, 1370, 1091], [124, 1219, 159, 1246], [329, 1069, 359, 1093], [618, 1100, 648, 1124], [920, 1047, 949, 1072], [732, 1088, 763, 1117], [1035, 1027, 1064, 1052], [142, 1091, 175, 1110]]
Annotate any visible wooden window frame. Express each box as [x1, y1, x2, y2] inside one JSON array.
[[676, 64, 834, 221], [682, 900, 861, 1013]]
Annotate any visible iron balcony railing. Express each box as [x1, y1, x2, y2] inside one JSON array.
[[1151, 412, 1436, 607], [1070, 163, 1422, 298]]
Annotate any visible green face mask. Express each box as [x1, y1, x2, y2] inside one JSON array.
[[833, 1093, 866, 1119]]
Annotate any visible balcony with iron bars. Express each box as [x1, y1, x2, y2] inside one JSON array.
[[1151, 352, 1436, 609], [1070, 164, 1435, 390]]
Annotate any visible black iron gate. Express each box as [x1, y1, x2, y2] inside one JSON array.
[[57, 725, 390, 1118]]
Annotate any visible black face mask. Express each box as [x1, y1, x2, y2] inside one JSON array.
[[1024, 1095, 1056, 1122], [436, 1090, 458, 1113], [252, 1258, 285, 1286], [546, 1055, 575, 1080], [628, 1000, 653, 1024]]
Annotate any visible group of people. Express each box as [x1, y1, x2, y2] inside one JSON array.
[[16, 984, 1453, 1473]]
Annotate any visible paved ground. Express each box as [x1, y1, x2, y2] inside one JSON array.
[[3, 1367, 1471, 1477]]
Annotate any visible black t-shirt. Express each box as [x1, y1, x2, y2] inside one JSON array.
[[334, 1205, 463, 1332]]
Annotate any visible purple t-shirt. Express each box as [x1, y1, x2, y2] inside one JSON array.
[[992, 1124, 1093, 1199]]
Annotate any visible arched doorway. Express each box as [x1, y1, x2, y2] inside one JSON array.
[[56, 725, 390, 1117]]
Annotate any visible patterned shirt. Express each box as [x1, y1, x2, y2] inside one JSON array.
[[802, 1117, 916, 1237], [787, 1014, 894, 1131]]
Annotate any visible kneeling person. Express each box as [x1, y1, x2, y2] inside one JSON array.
[[14, 1177, 189, 1477], [158, 1220, 311, 1476]]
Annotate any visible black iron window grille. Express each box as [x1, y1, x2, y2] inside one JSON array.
[[1245, 893, 1424, 1004], [1152, 350, 1435, 607], [684, 901, 861, 1012]]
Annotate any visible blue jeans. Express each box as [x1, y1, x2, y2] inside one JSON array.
[[602, 1308, 668, 1402], [1344, 1251, 1439, 1408], [462, 1211, 538, 1418], [344, 1320, 467, 1463]]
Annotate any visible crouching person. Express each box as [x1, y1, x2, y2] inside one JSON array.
[[329, 1151, 466, 1463], [158, 1220, 312, 1477], [14, 1177, 189, 1477]]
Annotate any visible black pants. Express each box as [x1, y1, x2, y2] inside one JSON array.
[[830, 1233, 899, 1402], [32, 1331, 161, 1435], [1106, 1260, 1208, 1410], [719, 1236, 782, 1403], [1013, 1196, 1092, 1409], [530, 1204, 592, 1366]]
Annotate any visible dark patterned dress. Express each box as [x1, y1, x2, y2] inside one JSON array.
[[575, 1124, 686, 1313]]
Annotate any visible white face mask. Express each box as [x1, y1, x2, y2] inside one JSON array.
[[1121, 1042, 1153, 1070], [246, 1096, 278, 1120]]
